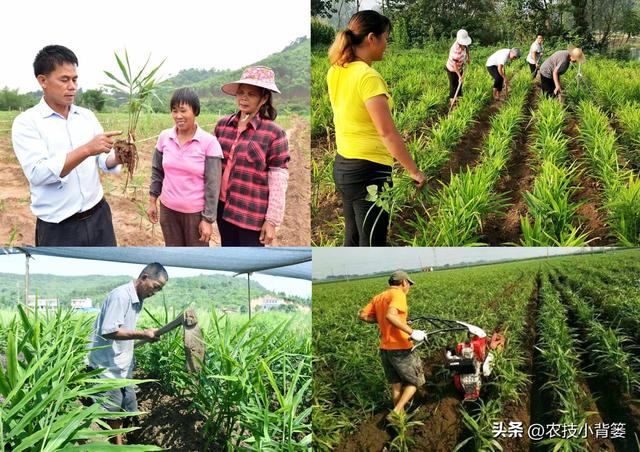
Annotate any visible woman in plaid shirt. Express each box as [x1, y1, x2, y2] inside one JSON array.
[[214, 67, 289, 246]]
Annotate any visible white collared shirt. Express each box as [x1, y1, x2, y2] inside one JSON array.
[[11, 97, 120, 223], [527, 41, 544, 65], [87, 281, 143, 379]]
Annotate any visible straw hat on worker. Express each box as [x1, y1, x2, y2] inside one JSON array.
[[221, 66, 281, 95], [213, 65, 290, 247]]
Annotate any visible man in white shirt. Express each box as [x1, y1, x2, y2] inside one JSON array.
[[12, 45, 123, 246], [527, 35, 544, 77], [486, 48, 521, 99], [87, 262, 167, 445]]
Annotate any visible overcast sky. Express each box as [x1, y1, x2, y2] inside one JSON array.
[[2, 0, 309, 93], [312, 248, 609, 279], [0, 254, 310, 298]]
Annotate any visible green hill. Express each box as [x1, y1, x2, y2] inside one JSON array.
[[0, 273, 308, 312], [154, 36, 310, 116], [7, 37, 310, 115]]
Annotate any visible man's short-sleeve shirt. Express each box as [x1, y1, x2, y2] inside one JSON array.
[[486, 49, 511, 67], [527, 41, 544, 65], [361, 286, 412, 350], [87, 281, 143, 379], [540, 51, 571, 79]]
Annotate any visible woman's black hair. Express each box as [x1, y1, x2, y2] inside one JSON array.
[[33, 45, 78, 77], [258, 88, 277, 120], [170, 87, 200, 116]]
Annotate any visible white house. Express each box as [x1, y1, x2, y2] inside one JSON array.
[[71, 298, 92, 309], [251, 295, 286, 311], [26, 295, 58, 309]]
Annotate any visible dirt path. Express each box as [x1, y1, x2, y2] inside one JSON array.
[[276, 117, 311, 246], [498, 275, 539, 452], [0, 117, 310, 246], [389, 96, 504, 244], [125, 378, 213, 451], [338, 352, 464, 452], [482, 86, 538, 245], [434, 97, 505, 188]]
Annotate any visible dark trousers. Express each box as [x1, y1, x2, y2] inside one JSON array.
[[487, 65, 504, 91], [159, 202, 209, 247], [540, 75, 557, 98], [217, 202, 263, 247], [529, 63, 538, 77], [446, 67, 463, 99], [35, 198, 117, 246], [333, 155, 392, 247]]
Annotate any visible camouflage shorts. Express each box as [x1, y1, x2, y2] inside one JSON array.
[[379, 348, 426, 387]]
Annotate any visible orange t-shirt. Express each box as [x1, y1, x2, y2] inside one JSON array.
[[361, 286, 412, 350]]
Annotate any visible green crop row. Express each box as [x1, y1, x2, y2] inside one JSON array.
[[134, 310, 312, 451], [563, 57, 640, 175], [558, 264, 640, 345], [521, 96, 588, 246], [615, 101, 640, 169], [535, 276, 592, 450], [550, 274, 640, 396], [574, 100, 640, 245], [312, 259, 539, 450], [411, 69, 531, 245], [0, 306, 160, 451]]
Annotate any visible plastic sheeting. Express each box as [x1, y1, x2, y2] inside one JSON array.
[[2, 247, 311, 280]]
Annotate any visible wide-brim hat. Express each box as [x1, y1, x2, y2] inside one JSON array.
[[456, 29, 472, 46], [221, 66, 281, 95]]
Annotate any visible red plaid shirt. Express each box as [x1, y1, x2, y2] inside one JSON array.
[[214, 113, 290, 231]]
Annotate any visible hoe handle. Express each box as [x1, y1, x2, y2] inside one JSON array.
[[134, 311, 185, 348]]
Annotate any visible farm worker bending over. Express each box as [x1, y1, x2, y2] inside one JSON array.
[[327, 10, 426, 246], [446, 29, 472, 110], [527, 34, 545, 77], [359, 270, 426, 417], [86, 263, 167, 445], [148, 88, 223, 246], [539, 46, 586, 98], [12, 45, 124, 246], [486, 48, 521, 99], [214, 66, 289, 247]]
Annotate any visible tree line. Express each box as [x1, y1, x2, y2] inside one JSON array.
[[313, 0, 640, 53]]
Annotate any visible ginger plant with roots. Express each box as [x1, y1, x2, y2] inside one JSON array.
[[104, 50, 165, 190]]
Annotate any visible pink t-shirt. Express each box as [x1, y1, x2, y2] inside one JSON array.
[[155, 125, 223, 213]]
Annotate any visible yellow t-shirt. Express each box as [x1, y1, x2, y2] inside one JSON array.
[[361, 286, 412, 350], [327, 61, 394, 166]]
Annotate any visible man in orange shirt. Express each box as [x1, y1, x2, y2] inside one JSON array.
[[359, 270, 426, 415]]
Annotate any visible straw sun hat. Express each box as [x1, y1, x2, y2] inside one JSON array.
[[221, 66, 281, 95]]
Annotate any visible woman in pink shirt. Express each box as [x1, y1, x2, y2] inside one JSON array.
[[148, 88, 223, 246]]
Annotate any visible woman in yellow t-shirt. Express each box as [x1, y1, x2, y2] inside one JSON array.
[[327, 10, 426, 246]]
